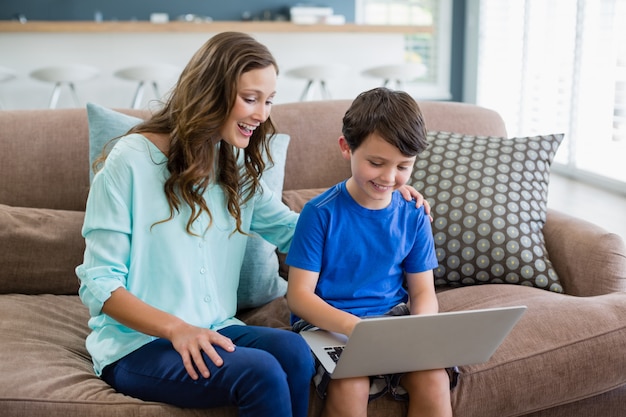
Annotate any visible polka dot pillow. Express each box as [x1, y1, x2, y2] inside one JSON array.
[[411, 131, 565, 293]]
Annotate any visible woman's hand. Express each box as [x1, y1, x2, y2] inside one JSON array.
[[102, 287, 236, 380], [169, 322, 236, 380], [397, 183, 432, 220]]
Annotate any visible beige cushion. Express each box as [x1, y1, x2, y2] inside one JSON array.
[[0, 293, 238, 416], [282, 188, 328, 213], [544, 209, 626, 295], [279, 188, 328, 278], [438, 285, 626, 416], [0, 204, 83, 294]]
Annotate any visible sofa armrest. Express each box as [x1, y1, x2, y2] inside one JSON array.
[[544, 208, 626, 296]]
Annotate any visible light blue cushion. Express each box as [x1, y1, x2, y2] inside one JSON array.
[[86, 103, 290, 309], [86, 103, 142, 183], [236, 131, 290, 309]]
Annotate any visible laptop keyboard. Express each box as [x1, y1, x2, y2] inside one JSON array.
[[324, 346, 344, 363]]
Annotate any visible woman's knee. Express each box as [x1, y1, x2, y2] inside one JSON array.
[[222, 349, 293, 416], [254, 328, 315, 378], [224, 347, 287, 383], [280, 331, 315, 369]]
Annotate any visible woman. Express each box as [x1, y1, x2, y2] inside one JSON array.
[[76, 32, 314, 417]]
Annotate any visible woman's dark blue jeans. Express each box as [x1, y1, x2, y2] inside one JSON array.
[[101, 324, 315, 417]]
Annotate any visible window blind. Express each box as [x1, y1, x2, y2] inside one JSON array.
[[471, 0, 626, 188]]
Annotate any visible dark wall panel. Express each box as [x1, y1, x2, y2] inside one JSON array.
[[0, 1, 354, 22]]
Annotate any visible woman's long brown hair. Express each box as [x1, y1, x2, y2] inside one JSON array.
[[109, 32, 278, 235]]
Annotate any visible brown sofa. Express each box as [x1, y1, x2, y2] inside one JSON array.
[[1, 100, 625, 417]]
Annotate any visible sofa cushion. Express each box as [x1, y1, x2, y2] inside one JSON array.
[[87, 103, 143, 182], [0, 204, 84, 295], [279, 188, 328, 279], [411, 132, 564, 292], [0, 294, 239, 416], [237, 133, 290, 309], [437, 285, 626, 416], [86, 103, 289, 308], [544, 209, 626, 295], [282, 188, 329, 214]]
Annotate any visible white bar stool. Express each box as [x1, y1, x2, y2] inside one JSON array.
[[114, 64, 181, 109], [30, 65, 100, 108], [285, 64, 349, 101], [361, 63, 428, 90], [0, 66, 16, 109]]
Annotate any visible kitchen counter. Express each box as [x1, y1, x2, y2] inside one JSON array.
[[0, 20, 431, 34]]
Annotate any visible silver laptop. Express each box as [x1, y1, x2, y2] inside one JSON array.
[[299, 305, 527, 379]]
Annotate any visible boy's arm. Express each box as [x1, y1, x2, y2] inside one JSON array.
[[287, 266, 361, 337], [405, 270, 439, 315]]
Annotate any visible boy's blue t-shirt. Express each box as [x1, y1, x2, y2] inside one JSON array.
[[286, 181, 438, 324]]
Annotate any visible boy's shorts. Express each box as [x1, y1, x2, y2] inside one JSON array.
[[292, 303, 460, 402]]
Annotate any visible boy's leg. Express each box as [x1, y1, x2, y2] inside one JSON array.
[[102, 336, 294, 417], [220, 325, 315, 417], [321, 376, 371, 417], [401, 369, 453, 417]]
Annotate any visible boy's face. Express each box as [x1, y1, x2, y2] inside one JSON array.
[[340, 133, 416, 210]]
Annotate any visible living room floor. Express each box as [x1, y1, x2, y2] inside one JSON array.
[[548, 173, 626, 241]]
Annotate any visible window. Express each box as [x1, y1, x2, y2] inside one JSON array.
[[465, 0, 626, 192], [613, 1, 626, 143], [356, 0, 453, 100]]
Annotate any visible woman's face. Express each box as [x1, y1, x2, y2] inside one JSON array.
[[220, 66, 277, 148]]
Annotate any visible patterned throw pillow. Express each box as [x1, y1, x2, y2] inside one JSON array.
[[410, 131, 565, 292]]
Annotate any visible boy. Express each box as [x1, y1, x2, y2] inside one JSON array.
[[286, 87, 453, 417]]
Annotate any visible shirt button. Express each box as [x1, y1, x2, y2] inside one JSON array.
[[204, 295, 211, 303], [200, 267, 206, 274]]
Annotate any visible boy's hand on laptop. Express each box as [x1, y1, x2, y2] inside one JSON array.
[[397, 184, 433, 222], [344, 315, 362, 337]]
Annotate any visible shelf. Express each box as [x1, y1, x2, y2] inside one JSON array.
[[0, 21, 432, 34]]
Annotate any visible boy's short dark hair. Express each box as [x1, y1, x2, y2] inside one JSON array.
[[341, 87, 428, 156]]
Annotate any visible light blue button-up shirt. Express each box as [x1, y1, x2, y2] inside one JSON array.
[[76, 134, 297, 375]]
